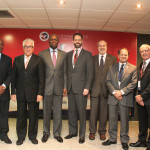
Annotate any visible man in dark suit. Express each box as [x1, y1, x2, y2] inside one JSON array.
[[130, 44, 150, 150], [0, 39, 12, 144], [89, 40, 117, 141], [102, 48, 137, 150], [39, 34, 67, 143], [64, 33, 93, 144], [11, 38, 45, 145]]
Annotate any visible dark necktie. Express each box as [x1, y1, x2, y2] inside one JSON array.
[[53, 50, 56, 67], [119, 64, 124, 81], [74, 49, 78, 64], [141, 61, 146, 77], [99, 55, 104, 70]]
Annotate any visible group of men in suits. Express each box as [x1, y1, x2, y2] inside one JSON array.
[[0, 33, 150, 150]]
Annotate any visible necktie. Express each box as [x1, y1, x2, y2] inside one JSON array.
[[53, 50, 56, 67], [141, 61, 146, 76], [119, 64, 124, 81], [25, 56, 30, 69], [74, 49, 78, 64], [99, 56, 104, 70]]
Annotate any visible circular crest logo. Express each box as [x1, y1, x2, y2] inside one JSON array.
[[39, 32, 49, 41]]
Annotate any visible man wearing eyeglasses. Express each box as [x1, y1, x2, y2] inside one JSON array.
[[130, 44, 150, 150], [0, 39, 12, 144], [11, 38, 45, 145]]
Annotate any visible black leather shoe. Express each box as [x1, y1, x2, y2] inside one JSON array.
[[41, 134, 49, 143], [122, 143, 129, 150], [1, 136, 12, 144], [30, 138, 38, 144], [129, 141, 147, 147], [102, 139, 117, 146], [79, 137, 85, 144], [54, 136, 63, 143], [64, 134, 77, 139], [16, 139, 24, 145]]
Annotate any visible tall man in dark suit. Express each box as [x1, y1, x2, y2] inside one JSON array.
[[11, 38, 45, 145], [89, 40, 117, 141], [0, 39, 12, 144], [65, 33, 93, 144], [39, 34, 67, 143], [130, 44, 150, 150], [102, 48, 137, 150]]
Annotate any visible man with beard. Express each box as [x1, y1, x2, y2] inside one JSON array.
[[130, 44, 150, 150], [65, 33, 93, 144], [39, 34, 67, 143], [0, 39, 12, 144], [89, 40, 117, 141]]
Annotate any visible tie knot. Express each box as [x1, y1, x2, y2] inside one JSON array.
[[121, 64, 124, 67]]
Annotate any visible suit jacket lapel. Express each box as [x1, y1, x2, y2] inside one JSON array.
[[26, 54, 34, 70], [74, 49, 84, 67], [46, 49, 54, 68], [55, 50, 61, 68], [121, 62, 129, 80], [103, 54, 109, 73], [142, 62, 150, 78], [115, 63, 119, 81]]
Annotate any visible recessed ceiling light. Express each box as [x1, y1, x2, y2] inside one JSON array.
[[58, 0, 66, 5], [136, 4, 142, 8]]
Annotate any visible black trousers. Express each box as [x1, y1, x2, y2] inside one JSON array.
[[16, 96, 39, 140], [0, 99, 9, 139], [137, 104, 150, 148]]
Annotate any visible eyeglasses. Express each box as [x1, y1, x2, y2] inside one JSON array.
[[24, 46, 34, 49], [140, 50, 150, 53]]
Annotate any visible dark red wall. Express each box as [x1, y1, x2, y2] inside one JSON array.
[[0, 29, 137, 65]]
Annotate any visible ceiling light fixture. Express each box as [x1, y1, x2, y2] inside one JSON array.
[[58, 0, 66, 5], [136, 4, 142, 8]]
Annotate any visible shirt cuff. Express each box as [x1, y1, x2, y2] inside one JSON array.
[[112, 91, 116, 94], [121, 90, 125, 95], [2, 84, 6, 89]]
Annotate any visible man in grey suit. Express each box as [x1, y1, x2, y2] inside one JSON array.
[[89, 40, 117, 141], [39, 34, 67, 143], [64, 33, 93, 144], [102, 48, 137, 150]]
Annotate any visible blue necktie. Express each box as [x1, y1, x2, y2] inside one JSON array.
[[119, 64, 124, 81]]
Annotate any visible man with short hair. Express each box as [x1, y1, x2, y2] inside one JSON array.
[[89, 40, 117, 140], [11, 38, 45, 145], [130, 44, 150, 150], [0, 39, 12, 144], [102, 48, 137, 150], [39, 34, 67, 143]]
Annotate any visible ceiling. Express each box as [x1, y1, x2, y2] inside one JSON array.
[[0, 0, 150, 34]]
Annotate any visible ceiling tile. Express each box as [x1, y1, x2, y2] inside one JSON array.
[[129, 22, 150, 30], [78, 19, 106, 27], [0, 0, 9, 8], [117, 0, 150, 12], [80, 10, 113, 20], [82, 0, 122, 10], [110, 11, 147, 22], [127, 28, 150, 34], [105, 21, 134, 28], [4, 0, 44, 8], [138, 13, 150, 23], [23, 19, 50, 25], [43, 0, 81, 9], [47, 8, 79, 19], [53, 26, 77, 29], [78, 26, 101, 30], [2, 25, 27, 28], [0, 18, 25, 25], [28, 25, 52, 28], [102, 27, 127, 32], [13, 9, 47, 18]]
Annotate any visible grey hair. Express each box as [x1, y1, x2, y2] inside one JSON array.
[[23, 38, 34, 47], [97, 40, 107, 46], [139, 44, 150, 51]]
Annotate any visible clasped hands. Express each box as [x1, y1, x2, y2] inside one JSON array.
[[0, 85, 5, 95], [136, 95, 144, 106], [113, 90, 123, 100]]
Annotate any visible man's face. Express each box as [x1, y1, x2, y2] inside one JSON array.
[[23, 41, 34, 56], [73, 35, 83, 48], [118, 49, 128, 63], [97, 41, 107, 55], [140, 46, 150, 61], [49, 35, 59, 49], [0, 40, 4, 53]]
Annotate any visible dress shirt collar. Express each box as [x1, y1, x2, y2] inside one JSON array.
[[49, 47, 58, 53], [143, 58, 150, 66], [0, 53, 1, 60]]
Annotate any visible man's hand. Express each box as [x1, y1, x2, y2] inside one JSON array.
[[11, 94, 16, 102], [114, 90, 122, 100], [83, 89, 89, 96], [138, 100, 144, 106], [63, 88, 67, 97], [0, 85, 5, 95], [136, 95, 144, 107], [37, 95, 43, 102]]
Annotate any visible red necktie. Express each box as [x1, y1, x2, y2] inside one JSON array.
[[53, 50, 56, 67], [74, 49, 78, 64]]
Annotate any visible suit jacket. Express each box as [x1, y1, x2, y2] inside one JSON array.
[[106, 62, 137, 107], [67, 48, 93, 94], [11, 54, 45, 102], [0, 54, 12, 101], [137, 62, 150, 105], [91, 53, 117, 98], [39, 49, 67, 96]]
